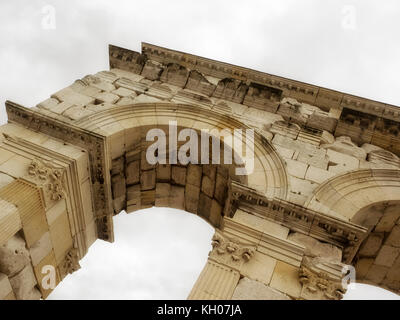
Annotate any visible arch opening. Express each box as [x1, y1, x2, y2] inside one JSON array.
[[47, 207, 214, 299]]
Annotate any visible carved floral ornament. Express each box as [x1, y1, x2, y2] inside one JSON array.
[[60, 248, 81, 276], [210, 231, 255, 264], [27, 158, 66, 201], [299, 258, 347, 300]]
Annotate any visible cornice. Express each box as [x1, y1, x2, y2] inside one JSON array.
[[109, 43, 400, 122], [225, 181, 367, 264]]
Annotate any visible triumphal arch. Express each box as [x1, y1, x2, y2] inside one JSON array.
[[1, 43, 400, 300]]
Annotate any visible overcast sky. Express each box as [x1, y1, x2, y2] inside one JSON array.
[[1, 0, 399, 300]]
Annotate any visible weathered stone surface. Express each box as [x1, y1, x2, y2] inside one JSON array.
[[171, 166, 186, 186], [0, 273, 12, 300], [358, 233, 384, 257], [287, 232, 342, 262], [0, 173, 14, 189], [157, 164, 171, 182], [9, 264, 41, 300], [126, 160, 140, 185], [186, 164, 202, 187], [375, 246, 400, 267], [0, 234, 30, 277], [140, 169, 156, 191], [201, 175, 215, 198], [232, 277, 290, 300], [185, 184, 200, 214]]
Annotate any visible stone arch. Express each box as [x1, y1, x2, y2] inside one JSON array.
[[306, 169, 400, 221], [306, 169, 400, 294], [72, 102, 289, 229]]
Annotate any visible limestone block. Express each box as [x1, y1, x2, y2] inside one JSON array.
[[323, 136, 367, 160], [155, 183, 170, 207], [111, 157, 124, 176], [141, 150, 155, 171], [45, 199, 67, 227], [51, 87, 95, 107], [209, 199, 222, 227], [113, 195, 126, 214], [51, 101, 77, 114], [169, 185, 185, 210], [127, 185, 141, 212], [241, 252, 277, 285], [140, 169, 156, 191], [37, 97, 59, 110], [117, 96, 136, 106], [296, 148, 329, 170], [232, 277, 290, 300], [29, 232, 52, 266], [83, 75, 116, 91], [358, 233, 384, 257], [141, 60, 163, 80], [0, 172, 14, 189], [326, 149, 360, 173], [126, 160, 140, 185], [203, 164, 216, 180], [269, 261, 302, 298], [287, 233, 342, 262], [9, 264, 41, 300], [233, 210, 289, 239], [185, 70, 216, 96], [157, 164, 171, 182], [375, 245, 400, 267], [141, 189, 155, 208], [186, 164, 202, 187], [111, 174, 126, 199], [285, 159, 308, 179], [62, 105, 95, 121], [33, 250, 59, 299], [214, 173, 227, 205], [212, 78, 248, 104], [365, 264, 389, 284], [305, 165, 335, 184], [160, 63, 189, 87], [112, 87, 136, 97], [385, 226, 400, 248], [355, 258, 374, 279], [198, 193, 212, 221], [201, 175, 215, 198], [274, 145, 295, 160], [0, 199, 21, 246], [375, 204, 400, 233], [171, 166, 186, 186], [0, 234, 30, 277], [183, 182, 199, 212], [49, 210, 73, 265], [0, 273, 12, 300], [289, 176, 317, 201], [94, 92, 120, 104], [134, 94, 162, 104]]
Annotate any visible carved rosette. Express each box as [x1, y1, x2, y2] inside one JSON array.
[[209, 231, 255, 270], [60, 248, 81, 278], [299, 258, 347, 300], [27, 158, 66, 203]]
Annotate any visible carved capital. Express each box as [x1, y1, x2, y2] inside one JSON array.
[[27, 158, 66, 203], [60, 248, 81, 278], [299, 257, 347, 300], [209, 231, 255, 270]]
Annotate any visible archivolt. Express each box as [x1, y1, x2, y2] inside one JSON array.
[[306, 169, 400, 222], [75, 103, 289, 199]]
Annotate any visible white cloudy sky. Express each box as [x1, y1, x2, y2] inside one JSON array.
[[0, 0, 400, 300]]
